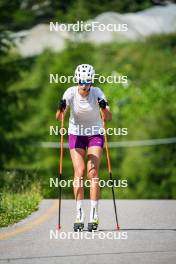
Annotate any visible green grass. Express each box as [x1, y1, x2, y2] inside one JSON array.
[[0, 184, 42, 227]]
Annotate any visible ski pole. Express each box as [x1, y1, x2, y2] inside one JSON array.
[[100, 107, 120, 230], [57, 111, 64, 230]]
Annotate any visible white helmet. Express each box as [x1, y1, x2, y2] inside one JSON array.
[[75, 64, 95, 83]]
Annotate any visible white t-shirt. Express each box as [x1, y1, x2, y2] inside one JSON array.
[[62, 86, 109, 136]]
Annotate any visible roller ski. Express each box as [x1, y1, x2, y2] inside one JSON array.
[[88, 207, 99, 232], [88, 218, 99, 232], [73, 208, 84, 232]]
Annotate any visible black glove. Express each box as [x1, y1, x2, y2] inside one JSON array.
[[97, 97, 108, 109], [58, 99, 66, 112]]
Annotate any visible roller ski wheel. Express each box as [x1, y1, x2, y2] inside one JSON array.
[[73, 222, 84, 232], [88, 220, 99, 232]]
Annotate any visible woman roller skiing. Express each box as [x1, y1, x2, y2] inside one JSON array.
[[56, 64, 112, 232]]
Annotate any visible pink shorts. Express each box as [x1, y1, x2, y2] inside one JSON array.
[[68, 134, 104, 150]]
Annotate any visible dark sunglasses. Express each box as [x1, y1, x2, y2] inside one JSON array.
[[79, 80, 91, 85]]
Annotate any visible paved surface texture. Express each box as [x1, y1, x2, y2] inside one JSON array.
[[0, 200, 176, 264]]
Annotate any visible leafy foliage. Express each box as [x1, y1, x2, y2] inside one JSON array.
[[0, 0, 153, 30]]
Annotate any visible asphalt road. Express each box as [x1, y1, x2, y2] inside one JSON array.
[[0, 200, 176, 264]]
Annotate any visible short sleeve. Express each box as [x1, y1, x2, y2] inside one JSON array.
[[62, 87, 73, 106], [95, 87, 110, 109]]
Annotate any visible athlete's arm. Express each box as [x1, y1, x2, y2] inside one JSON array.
[[101, 107, 112, 121], [98, 97, 112, 121], [56, 106, 69, 121], [56, 99, 68, 121], [56, 87, 73, 121]]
